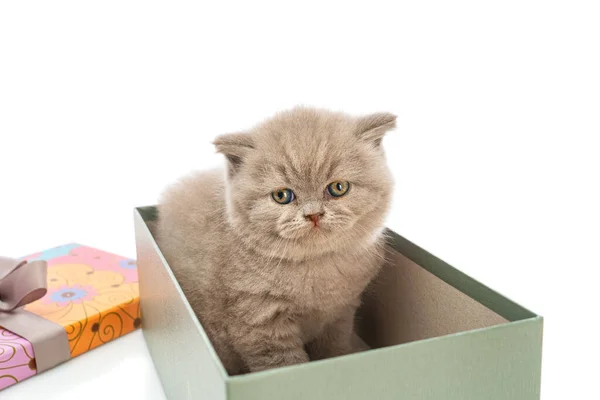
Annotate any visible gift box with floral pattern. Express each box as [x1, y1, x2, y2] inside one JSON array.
[[0, 243, 140, 392]]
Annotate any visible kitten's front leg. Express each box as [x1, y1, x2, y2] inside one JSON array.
[[306, 304, 362, 361], [229, 303, 309, 373]]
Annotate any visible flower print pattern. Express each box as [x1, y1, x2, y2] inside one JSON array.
[[119, 258, 137, 270], [45, 245, 138, 284], [24, 243, 81, 261], [0, 328, 36, 390], [24, 244, 140, 358], [46, 284, 98, 307], [1, 243, 141, 392]]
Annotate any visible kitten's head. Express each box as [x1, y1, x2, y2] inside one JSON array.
[[214, 106, 396, 261]]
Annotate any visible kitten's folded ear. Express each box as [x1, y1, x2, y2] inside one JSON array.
[[355, 112, 397, 147], [213, 132, 255, 174]]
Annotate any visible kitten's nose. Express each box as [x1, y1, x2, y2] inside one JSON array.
[[304, 212, 324, 227]]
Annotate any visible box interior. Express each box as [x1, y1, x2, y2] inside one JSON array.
[[356, 230, 536, 349], [138, 207, 535, 368], [357, 247, 506, 348]]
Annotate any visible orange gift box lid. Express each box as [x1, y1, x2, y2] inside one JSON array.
[[21, 243, 141, 358]]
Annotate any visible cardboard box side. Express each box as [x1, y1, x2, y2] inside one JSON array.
[[384, 229, 538, 321], [358, 248, 509, 348], [227, 316, 543, 400], [134, 208, 227, 400]]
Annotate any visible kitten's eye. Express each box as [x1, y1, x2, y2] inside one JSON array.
[[272, 188, 295, 204], [327, 181, 350, 198]]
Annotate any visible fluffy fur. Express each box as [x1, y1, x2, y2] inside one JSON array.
[[154, 106, 396, 374]]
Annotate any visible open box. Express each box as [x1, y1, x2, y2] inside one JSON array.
[[133, 206, 543, 400]]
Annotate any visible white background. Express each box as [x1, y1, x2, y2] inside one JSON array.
[[1, 1, 599, 399]]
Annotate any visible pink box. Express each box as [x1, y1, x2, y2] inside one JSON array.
[[0, 329, 37, 388]]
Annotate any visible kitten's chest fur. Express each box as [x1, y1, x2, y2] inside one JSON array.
[[227, 240, 383, 338], [280, 250, 379, 309]]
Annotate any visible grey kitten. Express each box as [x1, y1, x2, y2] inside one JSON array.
[[154, 106, 396, 374]]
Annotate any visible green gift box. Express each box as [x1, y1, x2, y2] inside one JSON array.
[[133, 206, 543, 400]]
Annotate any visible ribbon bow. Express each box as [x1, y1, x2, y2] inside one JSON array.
[[0, 256, 48, 312], [0, 255, 71, 374]]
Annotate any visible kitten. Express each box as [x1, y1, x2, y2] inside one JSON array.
[[154, 106, 396, 375]]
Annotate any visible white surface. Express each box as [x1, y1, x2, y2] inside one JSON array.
[[0, 331, 166, 400], [0, 1, 598, 399]]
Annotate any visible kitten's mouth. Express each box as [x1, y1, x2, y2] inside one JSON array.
[[278, 215, 351, 240], [305, 221, 334, 237], [280, 223, 327, 240]]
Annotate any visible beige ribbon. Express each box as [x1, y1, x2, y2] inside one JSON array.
[[0, 256, 71, 373]]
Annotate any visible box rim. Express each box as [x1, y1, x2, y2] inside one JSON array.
[[225, 315, 544, 384]]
